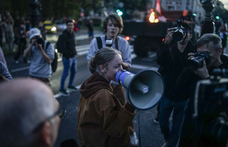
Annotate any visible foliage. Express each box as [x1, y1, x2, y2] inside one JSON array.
[[0, 0, 102, 22]]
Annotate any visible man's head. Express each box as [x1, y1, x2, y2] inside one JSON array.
[[66, 19, 75, 33], [0, 78, 61, 147], [197, 33, 223, 68], [103, 13, 123, 38]]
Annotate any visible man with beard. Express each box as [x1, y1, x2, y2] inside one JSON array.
[[156, 22, 194, 147]]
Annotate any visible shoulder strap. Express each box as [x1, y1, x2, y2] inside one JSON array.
[[45, 41, 51, 51], [96, 37, 102, 49]]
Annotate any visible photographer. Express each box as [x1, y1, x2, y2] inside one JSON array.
[[171, 33, 227, 147], [157, 21, 195, 147], [23, 28, 54, 86]]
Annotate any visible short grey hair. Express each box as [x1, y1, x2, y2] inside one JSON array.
[[197, 33, 222, 52], [0, 79, 55, 147]]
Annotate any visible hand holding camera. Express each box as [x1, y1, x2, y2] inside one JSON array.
[[187, 51, 210, 78], [31, 36, 44, 50], [164, 28, 174, 44], [36, 37, 44, 50], [172, 19, 185, 42]]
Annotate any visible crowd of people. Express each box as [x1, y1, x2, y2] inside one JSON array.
[[0, 1, 228, 147]]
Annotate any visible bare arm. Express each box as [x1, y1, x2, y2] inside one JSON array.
[[23, 43, 33, 58], [37, 44, 52, 64]]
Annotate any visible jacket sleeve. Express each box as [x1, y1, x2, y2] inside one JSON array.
[[87, 38, 99, 63], [169, 68, 200, 101], [60, 34, 68, 57], [120, 39, 131, 67], [157, 43, 173, 67], [93, 91, 135, 138], [46, 43, 55, 61], [0, 62, 13, 81]]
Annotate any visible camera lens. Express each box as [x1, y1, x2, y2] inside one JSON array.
[[187, 56, 205, 71], [173, 30, 183, 42], [36, 37, 43, 44]]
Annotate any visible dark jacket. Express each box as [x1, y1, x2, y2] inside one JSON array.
[[61, 29, 77, 59], [177, 55, 228, 147], [157, 41, 196, 101], [77, 72, 135, 147], [14, 27, 26, 44]]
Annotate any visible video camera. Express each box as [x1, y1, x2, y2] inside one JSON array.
[[192, 68, 228, 146], [172, 19, 185, 42], [187, 51, 210, 71]]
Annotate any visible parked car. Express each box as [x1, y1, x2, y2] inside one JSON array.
[[54, 18, 67, 31], [43, 20, 57, 33]]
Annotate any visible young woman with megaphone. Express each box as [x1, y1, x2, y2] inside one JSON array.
[[77, 47, 136, 147]]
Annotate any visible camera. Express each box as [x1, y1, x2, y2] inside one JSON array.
[[36, 37, 44, 45], [106, 39, 113, 47], [172, 19, 185, 42], [187, 51, 210, 71], [192, 70, 228, 146]]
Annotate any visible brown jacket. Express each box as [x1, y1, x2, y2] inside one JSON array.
[[77, 72, 135, 147]]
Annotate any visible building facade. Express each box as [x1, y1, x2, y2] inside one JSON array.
[[149, 0, 206, 23]]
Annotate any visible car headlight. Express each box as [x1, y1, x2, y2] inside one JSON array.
[[51, 27, 57, 31]]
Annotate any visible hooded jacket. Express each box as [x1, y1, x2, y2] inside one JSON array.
[[77, 72, 135, 147]]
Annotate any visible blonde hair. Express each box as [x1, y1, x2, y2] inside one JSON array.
[[89, 47, 121, 74]]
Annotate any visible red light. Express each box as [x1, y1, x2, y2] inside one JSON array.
[[162, 38, 165, 42], [125, 36, 130, 41]]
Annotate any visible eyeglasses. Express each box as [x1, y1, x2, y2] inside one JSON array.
[[46, 107, 66, 120], [33, 107, 66, 132]]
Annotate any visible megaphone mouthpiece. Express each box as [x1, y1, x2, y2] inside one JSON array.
[[132, 79, 149, 94]]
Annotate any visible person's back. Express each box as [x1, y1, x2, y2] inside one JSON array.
[[0, 78, 61, 147]]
